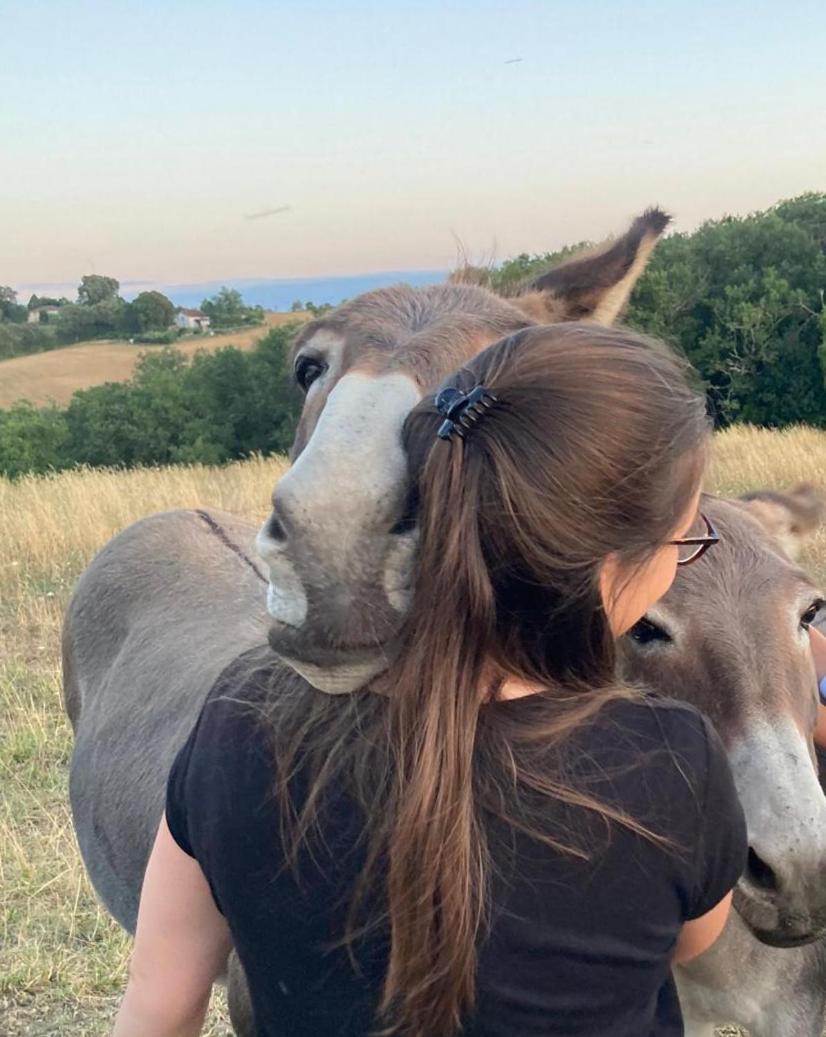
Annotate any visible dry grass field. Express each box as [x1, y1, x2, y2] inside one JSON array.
[[2, 426, 826, 1035], [0, 312, 310, 409]]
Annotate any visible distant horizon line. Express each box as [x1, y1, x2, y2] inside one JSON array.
[[11, 267, 454, 312], [11, 266, 450, 298]]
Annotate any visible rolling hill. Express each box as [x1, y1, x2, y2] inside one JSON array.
[[0, 311, 308, 409]]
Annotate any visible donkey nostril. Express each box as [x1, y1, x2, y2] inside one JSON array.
[[389, 514, 417, 536], [747, 847, 779, 893], [390, 490, 418, 536], [266, 512, 288, 544]]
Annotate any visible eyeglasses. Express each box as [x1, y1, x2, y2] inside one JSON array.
[[669, 512, 719, 567]]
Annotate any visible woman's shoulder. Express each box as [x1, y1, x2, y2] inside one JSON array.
[[581, 692, 722, 808], [595, 693, 747, 919], [177, 646, 299, 789], [599, 691, 713, 755], [199, 644, 299, 732], [206, 643, 282, 705]]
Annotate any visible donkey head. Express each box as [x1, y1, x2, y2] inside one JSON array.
[[621, 491, 826, 946], [257, 210, 669, 692]]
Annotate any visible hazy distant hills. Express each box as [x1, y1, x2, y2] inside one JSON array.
[[16, 270, 448, 310], [155, 269, 447, 309]]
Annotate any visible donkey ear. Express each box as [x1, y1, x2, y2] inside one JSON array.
[[736, 483, 825, 561], [514, 208, 670, 325]]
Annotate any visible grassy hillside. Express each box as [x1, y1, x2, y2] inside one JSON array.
[[0, 312, 309, 409], [3, 428, 825, 1034]]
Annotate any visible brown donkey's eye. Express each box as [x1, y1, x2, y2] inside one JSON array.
[[801, 600, 824, 629], [295, 356, 326, 392], [628, 617, 672, 646]]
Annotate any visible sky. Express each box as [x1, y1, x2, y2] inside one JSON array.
[[3, 0, 826, 294]]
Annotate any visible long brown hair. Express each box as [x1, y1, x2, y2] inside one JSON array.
[[266, 323, 710, 1037]]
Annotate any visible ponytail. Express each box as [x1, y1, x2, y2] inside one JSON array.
[[380, 436, 494, 1035]]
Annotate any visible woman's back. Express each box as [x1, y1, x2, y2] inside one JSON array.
[[166, 647, 746, 1037]]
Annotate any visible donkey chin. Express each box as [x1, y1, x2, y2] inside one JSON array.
[[267, 619, 399, 695], [264, 570, 408, 695], [261, 525, 415, 695], [734, 878, 826, 948]]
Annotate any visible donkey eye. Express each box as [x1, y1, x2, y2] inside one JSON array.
[[628, 617, 673, 647], [295, 356, 326, 392], [801, 599, 824, 629]]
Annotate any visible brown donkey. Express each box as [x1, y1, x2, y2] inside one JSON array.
[[62, 211, 826, 1035]]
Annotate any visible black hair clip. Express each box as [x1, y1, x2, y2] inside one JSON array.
[[435, 384, 497, 440]]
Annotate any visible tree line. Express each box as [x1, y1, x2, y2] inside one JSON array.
[[0, 278, 265, 361], [2, 191, 825, 478]]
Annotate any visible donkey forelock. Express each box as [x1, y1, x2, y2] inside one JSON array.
[[258, 211, 671, 692]]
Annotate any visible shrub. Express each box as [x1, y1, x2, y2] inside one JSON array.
[[0, 403, 69, 478], [132, 329, 177, 345], [0, 322, 60, 360]]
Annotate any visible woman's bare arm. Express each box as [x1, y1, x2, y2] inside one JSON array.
[[808, 626, 826, 748], [111, 816, 233, 1037], [672, 891, 732, 965]]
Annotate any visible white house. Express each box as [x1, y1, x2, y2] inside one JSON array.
[[28, 305, 61, 324], [175, 308, 211, 331]]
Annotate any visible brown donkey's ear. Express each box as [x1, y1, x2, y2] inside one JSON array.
[[736, 484, 825, 561], [514, 208, 670, 325]]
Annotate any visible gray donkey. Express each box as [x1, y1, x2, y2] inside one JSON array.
[[63, 211, 826, 1034]]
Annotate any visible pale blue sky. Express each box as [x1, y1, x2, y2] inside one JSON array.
[[3, 0, 825, 289]]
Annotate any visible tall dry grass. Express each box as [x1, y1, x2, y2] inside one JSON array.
[[2, 426, 825, 1034], [710, 425, 826, 586], [0, 455, 286, 1036]]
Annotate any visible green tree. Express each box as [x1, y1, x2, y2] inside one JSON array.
[[201, 286, 245, 327], [626, 198, 826, 426], [54, 282, 129, 341], [1, 302, 28, 323], [64, 350, 191, 467], [127, 291, 176, 333], [247, 323, 303, 453], [200, 286, 264, 329], [0, 403, 68, 478], [0, 321, 58, 360], [57, 298, 128, 343], [0, 286, 27, 323], [774, 192, 826, 249], [64, 382, 148, 467], [177, 325, 300, 461], [77, 274, 120, 306]]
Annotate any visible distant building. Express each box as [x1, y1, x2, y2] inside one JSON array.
[[175, 308, 211, 331], [28, 305, 61, 324]]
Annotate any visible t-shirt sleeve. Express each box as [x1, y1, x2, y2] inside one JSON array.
[[165, 715, 201, 858], [686, 712, 748, 919], [162, 648, 282, 920]]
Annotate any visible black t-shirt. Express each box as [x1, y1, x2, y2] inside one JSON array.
[[166, 649, 747, 1037]]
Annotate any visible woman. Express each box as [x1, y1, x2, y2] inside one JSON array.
[[810, 626, 826, 744], [113, 323, 747, 1037]]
